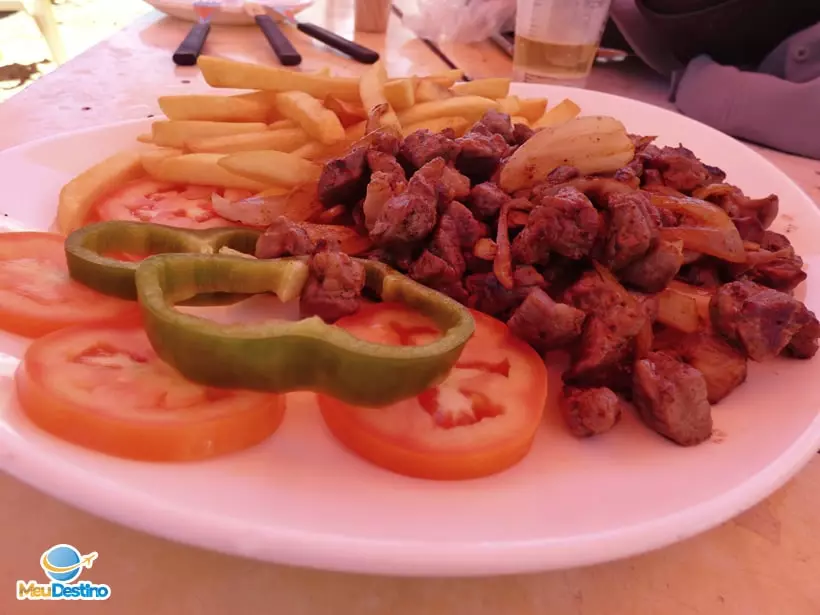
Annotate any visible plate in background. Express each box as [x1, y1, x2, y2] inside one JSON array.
[[145, 0, 313, 26]]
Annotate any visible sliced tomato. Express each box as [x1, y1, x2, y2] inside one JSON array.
[[0, 232, 140, 338], [16, 325, 286, 461], [317, 304, 548, 480], [95, 178, 253, 229]]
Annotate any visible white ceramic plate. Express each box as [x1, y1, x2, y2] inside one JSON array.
[[145, 0, 313, 26], [1, 84, 819, 577]]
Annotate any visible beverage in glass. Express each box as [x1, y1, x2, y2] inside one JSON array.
[[513, 0, 612, 86]]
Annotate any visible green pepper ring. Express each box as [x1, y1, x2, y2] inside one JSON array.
[[64, 220, 262, 305], [135, 253, 475, 408]]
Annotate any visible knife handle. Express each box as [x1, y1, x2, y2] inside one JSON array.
[[296, 22, 380, 64], [172, 21, 212, 66], [255, 14, 302, 66]]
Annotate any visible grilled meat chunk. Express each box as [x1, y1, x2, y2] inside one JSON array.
[[786, 313, 820, 359], [561, 386, 627, 437], [710, 280, 817, 361], [511, 187, 599, 264], [318, 145, 368, 207], [513, 265, 546, 289], [563, 270, 650, 391], [370, 158, 445, 245], [619, 240, 684, 292], [644, 145, 716, 193], [633, 351, 713, 446], [300, 246, 366, 323], [455, 119, 509, 183], [602, 191, 660, 271], [472, 109, 515, 144], [399, 128, 460, 169], [255, 216, 315, 258], [465, 272, 527, 319], [409, 250, 460, 284], [469, 182, 509, 220], [441, 200, 485, 250], [439, 165, 471, 202], [507, 288, 586, 352], [512, 123, 535, 145]]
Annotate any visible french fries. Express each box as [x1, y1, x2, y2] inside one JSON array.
[[140, 148, 182, 176], [218, 151, 322, 187], [518, 98, 548, 122], [147, 153, 268, 191], [158, 95, 270, 123], [359, 61, 399, 127], [276, 91, 345, 145], [400, 69, 464, 88], [451, 78, 511, 99], [198, 56, 361, 101], [397, 96, 500, 126], [57, 151, 144, 233], [496, 96, 521, 116], [324, 96, 368, 127], [186, 128, 309, 154], [415, 79, 453, 103], [500, 116, 634, 192], [292, 121, 367, 160], [533, 98, 582, 128], [268, 119, 298, 130], [151, 120, 267, 148], [401, 116, 470, 137], [383, 79, 416, 111]]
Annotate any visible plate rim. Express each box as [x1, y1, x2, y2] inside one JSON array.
[[2, 86, 820, 576], [143, 0, 315, 25]]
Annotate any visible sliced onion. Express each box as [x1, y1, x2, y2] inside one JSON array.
[[652, 194, 746, 263], [211, 185, 322, 228], [660, 227, 746, 263]]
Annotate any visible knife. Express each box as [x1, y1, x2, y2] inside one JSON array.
[[271, 8, 380, 65], [244, 2, 302, 66], [173, 0, 221, 66]]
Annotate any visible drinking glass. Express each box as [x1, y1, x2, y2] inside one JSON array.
[[513, 0, 612, 86]]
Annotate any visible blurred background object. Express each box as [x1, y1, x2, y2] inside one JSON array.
[[355, 0, 389, 33], [403, 0, 517, 45], [0, 0, 150, 101], [0, 0, 66, 64], [636, 0, 820, 69]]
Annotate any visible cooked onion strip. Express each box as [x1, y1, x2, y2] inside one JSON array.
[[500, 116, 635, 192], [493, 201, 514, 290], [651, 194, 746, 263], [211, 184, 323, 227]]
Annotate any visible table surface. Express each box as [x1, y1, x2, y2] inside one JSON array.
[[1, 2, 819, 613]]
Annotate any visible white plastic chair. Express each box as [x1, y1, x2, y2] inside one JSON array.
[[0, 0, 66, 64]]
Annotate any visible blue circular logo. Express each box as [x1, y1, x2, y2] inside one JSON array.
[[41, 545, 82, 583]]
